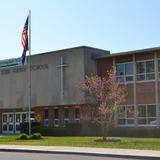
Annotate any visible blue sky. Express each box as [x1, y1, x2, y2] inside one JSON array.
[[0, 0, 160, 59]]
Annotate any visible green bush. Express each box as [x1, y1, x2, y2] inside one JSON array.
[[20, 122, 41, 134], [20, 121, 160, 137], [18, 133, 29, 140], [29, 133, 42, 139], [31, 123, 82, 136]]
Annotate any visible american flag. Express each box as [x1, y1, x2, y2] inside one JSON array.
[[21, 16, 29, 65]]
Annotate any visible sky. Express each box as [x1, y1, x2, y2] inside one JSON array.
[[0, 0, 160, 59]]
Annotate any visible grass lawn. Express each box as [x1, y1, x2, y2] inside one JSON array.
[[0, 136, 159, 150]]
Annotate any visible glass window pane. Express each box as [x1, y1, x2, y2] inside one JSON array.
[[54, 109, 59, 119], [146, 61, 154, 73], [116, 64, 124, 76], [138, 118, 146, 124], [64, 119, 69, 126], [148, 118, 156, 125], [75, 108, 80, 119], [16, 125, 20, 131], [3, 125, 7, 131], [126, 106, 134, 118], [9, 125, 13, 131], [118, 119, 125, 124], [16, 114, 20, 122], [136, 62, 145, 74], [44, 108, 48, 119], [126, 76, 133, 82], [126, 119, 134, 124], [118, 106, 125, 118], [117, 76, 124, 83], [3, 115, 7, 123], [22, 114, 27, 122], [54, 119, 59, 127], [125, 63, 133, 75], [147, 105, 156, 117], [136, 74, 145, 81], [64, 108, 69, 118], [146, 73, 155, 80], [9, 114, 13, 122], [158, 60, 160, 72], [138, 105, 146, 117]]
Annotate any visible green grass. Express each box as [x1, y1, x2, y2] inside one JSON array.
[[0, 136, 160, 150]]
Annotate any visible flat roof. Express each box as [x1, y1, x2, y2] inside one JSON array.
[[32, 45, 110, 57], [95, 46, 160, 59]]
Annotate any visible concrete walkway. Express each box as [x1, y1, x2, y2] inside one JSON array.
[[0, 145, 160, 159]]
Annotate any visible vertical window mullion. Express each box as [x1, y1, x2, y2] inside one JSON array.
[[124, 64, 126, 83], [146, 105, 148, 124], [145, 62, 147, 80]]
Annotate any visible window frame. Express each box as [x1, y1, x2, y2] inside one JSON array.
[[157, 59, 160, 79], [64, 107, 69, 127], [117, 105, 135, 126], [116, 62, 134, 84], [136, 59, 155, 82], [137, 104, 157, 126], [75, 107, 80, 123], [53, 108, 59, 127]]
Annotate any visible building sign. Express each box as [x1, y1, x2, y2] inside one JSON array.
[[35, 114, 42, 123], [1, 64, 49, 75], [0, 58, 22, 69]]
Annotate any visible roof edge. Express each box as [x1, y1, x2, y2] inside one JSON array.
[[95, 46, 160, 59]]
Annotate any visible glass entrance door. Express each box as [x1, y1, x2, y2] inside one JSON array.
[[15, 112, 27, 134], [2, 112, 28, 134], [2, 113, 14, 134]]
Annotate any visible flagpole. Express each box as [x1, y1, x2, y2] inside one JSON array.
[[28, 10, 31, 135]]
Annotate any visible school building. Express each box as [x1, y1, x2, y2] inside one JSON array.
[[0, 46, 159, 134]]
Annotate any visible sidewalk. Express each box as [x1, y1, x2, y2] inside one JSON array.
[[0, 145, 160, 159]]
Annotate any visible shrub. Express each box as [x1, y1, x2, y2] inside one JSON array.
[[31, 123, 82, 136], [65, 123, 82, 135], [29, 133, 42, 139], [18, 133, 29, 140], [20, 122, 41, 134]]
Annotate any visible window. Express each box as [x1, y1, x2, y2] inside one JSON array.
[[30, 112, 35, 122], [117, 105, 134, 125], [116, 62, 133, 83], [75, 108, 80, 123], [64, 108, 69, 118], [64, 108, 69, 126], [54, 108, 59, 127], [137, 105, 156, 125], [43, 108, 48, 126], [158, 60, 160, 78], [44, 108, 48, 119], [136, 60, 155, 81], [54, 108, 59, 119]]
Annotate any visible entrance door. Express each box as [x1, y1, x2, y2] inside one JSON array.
[[15, 112, 27, 134], [2, 113, 14, 134], [2, 112, 28, 134]]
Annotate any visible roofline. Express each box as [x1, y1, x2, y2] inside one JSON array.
[[95, 46, 160, 59], [32, 45, 109, 57]]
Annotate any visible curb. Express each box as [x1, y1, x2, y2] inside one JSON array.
[[0, 148, 159, 160]]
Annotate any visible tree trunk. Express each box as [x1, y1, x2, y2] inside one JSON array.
[[102, 123, 106, 141]]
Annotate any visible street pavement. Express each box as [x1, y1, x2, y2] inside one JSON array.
[[0, 152, 143, 160], [0, 145, 160, 159]]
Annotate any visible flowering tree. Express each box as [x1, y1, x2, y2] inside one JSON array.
[[81, 70, 126, 141]]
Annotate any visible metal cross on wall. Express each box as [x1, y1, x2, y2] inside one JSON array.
[[56, 56, 68, 100]]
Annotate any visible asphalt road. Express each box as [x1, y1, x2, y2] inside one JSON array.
[[0, 152, 149, 160]]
